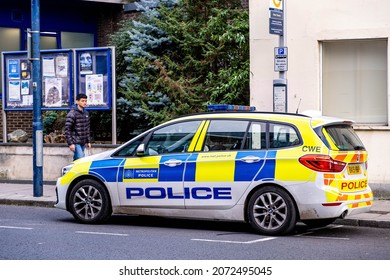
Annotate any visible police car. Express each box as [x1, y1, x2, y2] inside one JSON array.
[[55, 105, 373, 235]]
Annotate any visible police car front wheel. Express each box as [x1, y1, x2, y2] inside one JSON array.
[[247, 186, 297, 235], [68, 179, 112, 224]]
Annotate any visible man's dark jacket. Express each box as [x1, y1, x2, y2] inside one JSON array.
[[65, 104, 91, 146]]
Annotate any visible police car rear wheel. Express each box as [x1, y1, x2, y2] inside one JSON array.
[[69, 179, 112, 224], [247, 186, 297, 235]]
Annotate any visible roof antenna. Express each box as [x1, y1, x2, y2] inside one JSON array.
[[296, 98, 302, 114]]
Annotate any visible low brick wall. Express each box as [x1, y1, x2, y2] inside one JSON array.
[[0, 143, 116, 181]]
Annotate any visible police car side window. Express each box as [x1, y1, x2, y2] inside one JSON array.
[[145, 121, 202, 155], [269, 123, 300, 149], [114, 137, 144, 157], [203, 120, 248, 151], [244, 122, 267, 150]]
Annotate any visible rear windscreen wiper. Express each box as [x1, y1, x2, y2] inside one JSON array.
[[354, 145, 365, 150]]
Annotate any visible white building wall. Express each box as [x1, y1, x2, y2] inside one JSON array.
[[250, 0, 390, 185]]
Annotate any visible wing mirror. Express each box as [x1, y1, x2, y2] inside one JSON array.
[[136, 143, 145, 156]]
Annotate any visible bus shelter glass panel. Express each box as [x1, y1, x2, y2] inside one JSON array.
[[2, 52, 32, 110], [2, 50, 73, 110], [41, 50, 73, 109], [75, 48, 112, 109]]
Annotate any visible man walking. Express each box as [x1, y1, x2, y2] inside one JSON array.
[[65, 93, 91, 161]]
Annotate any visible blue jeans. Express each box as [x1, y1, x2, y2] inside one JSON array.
[[73, 144, 86, 161]]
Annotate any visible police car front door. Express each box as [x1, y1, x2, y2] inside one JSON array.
[[118, 120, 203, 208], [119, 154, 190, 207]]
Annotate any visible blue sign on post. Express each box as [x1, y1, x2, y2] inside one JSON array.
[[274, 47, 288, 71], [269, 0, 284, 35], [269, 18, 284, 35]]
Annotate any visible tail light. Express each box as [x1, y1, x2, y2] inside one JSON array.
[[299, 154, 346, 172]]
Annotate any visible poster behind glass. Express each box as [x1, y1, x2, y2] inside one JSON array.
[[3, 50, 72, 110]]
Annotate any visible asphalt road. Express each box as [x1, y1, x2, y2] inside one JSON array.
[[1, 205, 389, 260]]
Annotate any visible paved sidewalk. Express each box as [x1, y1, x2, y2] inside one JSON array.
[[0, 183, 56, 207], [0, 182, 389, 228]]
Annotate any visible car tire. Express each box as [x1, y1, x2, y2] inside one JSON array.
[[247, 186, 297, 235], [68, 179, 112, 224], [302, 218, 337, 228]]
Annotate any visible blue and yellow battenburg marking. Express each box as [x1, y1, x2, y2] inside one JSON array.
[[61, 148, 371, 207], [83, 151, 277, 184]]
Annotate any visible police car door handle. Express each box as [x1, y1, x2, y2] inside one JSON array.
[[163, 159, 183, 167], [240, 156, 261, 163]]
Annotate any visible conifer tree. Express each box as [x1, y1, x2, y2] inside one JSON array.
[[110, 0, 249, 140]]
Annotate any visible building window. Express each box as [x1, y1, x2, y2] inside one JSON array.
[[40, 35, 58, 50], [0, 27, 21, 93], [0, 27, 20, 51], [60, 32, 94, 48], [322, 39, 388, 125]]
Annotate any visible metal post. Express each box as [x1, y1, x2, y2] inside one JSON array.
[[111, 47, 117, 145], [270, 0, 287, 112], [1, 53, 7, 143], [279, 0, 286, 81], [31, 0, 43, 197], [278, 0, 287, 112]]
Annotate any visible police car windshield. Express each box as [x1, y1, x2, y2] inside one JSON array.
[[324, 125, 365, 151]]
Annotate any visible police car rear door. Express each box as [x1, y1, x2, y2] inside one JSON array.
[[184, 119, 268, 209]]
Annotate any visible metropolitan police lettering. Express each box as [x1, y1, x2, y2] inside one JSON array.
[[124, 168, 158, 179]]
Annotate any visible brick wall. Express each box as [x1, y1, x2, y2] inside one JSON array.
[[1, 110, 34, 141], [96, 4, 127, 47]]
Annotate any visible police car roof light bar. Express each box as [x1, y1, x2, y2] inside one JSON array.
[[207, 104, 256, 112]]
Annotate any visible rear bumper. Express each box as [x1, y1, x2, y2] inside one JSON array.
[[286, 180, 374, 220], [298, 192, 373, 220]]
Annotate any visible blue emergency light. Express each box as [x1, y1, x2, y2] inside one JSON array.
[[207, 104, 256, 111]]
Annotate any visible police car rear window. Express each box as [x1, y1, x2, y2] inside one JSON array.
[[324, 125, 365, 151]]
